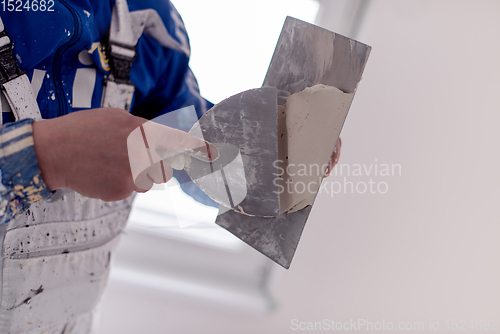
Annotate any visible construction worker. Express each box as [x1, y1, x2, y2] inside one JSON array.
[[0, 0, 341, 332]]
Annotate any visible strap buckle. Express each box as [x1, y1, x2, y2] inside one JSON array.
[[106, 37, 137, 84], [0, 30, 24, 86]]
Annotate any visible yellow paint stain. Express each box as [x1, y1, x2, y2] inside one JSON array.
[[13, 184, 45, 203], [89, 42, 99, 54], [27, 194, 44, 203], [89, 42, 110, 71], [8, 201, 21, 217], [98, 43, 111, 71]]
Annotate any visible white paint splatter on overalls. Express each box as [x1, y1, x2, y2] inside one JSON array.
[[0, 189, 135, 333], [0, 0, 193, 330], [0, 0, 193, 331]]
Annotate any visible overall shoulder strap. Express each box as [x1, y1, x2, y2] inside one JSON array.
[[0, 17, 42, 124], [102, 0, 192, 112], [101, 0, 139, 112]]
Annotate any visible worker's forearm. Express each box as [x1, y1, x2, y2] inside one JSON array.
[[32, 118, 65, 191], [30, 107, 216, 202]]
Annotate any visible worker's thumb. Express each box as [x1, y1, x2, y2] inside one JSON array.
[[133, 159, 173, 192]]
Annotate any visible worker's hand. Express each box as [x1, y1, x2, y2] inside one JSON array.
[[32, 108, 217, 202], [324, 137, 342, 177], [127, 118, 218, 192]]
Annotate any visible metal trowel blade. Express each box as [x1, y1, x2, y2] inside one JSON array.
[[216, 17, 372, 269]]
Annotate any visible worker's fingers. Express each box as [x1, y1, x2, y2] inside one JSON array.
[[134, 170, 154, 192], [133, 160, 173, 191], [127, 125, 154, 183], [324, 137, 342, 177], [148, 160, 173, 184], [141, 121, 219, 162], [134, 185, 149, 193], [156, 149, 191, 170], [127, 121, 214, 184], [277, 90, 290, 106]]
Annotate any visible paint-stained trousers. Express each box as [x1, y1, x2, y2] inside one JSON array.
[[0, 188, 134, 333]]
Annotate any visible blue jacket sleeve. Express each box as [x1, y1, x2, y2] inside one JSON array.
[[169, 70, 218, 207], [0, 118, 53, 225], [130, 1, 214, 120], [129, 1, 217, 207]]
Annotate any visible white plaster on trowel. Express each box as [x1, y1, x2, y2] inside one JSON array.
[[278, 84, 354, 214]]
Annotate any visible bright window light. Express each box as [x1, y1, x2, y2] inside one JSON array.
[[173, 0, 320, 103]]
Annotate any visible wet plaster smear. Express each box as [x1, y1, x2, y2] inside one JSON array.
[[278, 84, 354, 214]]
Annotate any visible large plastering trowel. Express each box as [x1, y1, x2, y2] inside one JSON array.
[[187, 17, 371, 269]]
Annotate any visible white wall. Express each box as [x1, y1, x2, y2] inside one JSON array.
[[98, 1, 500, 333]]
